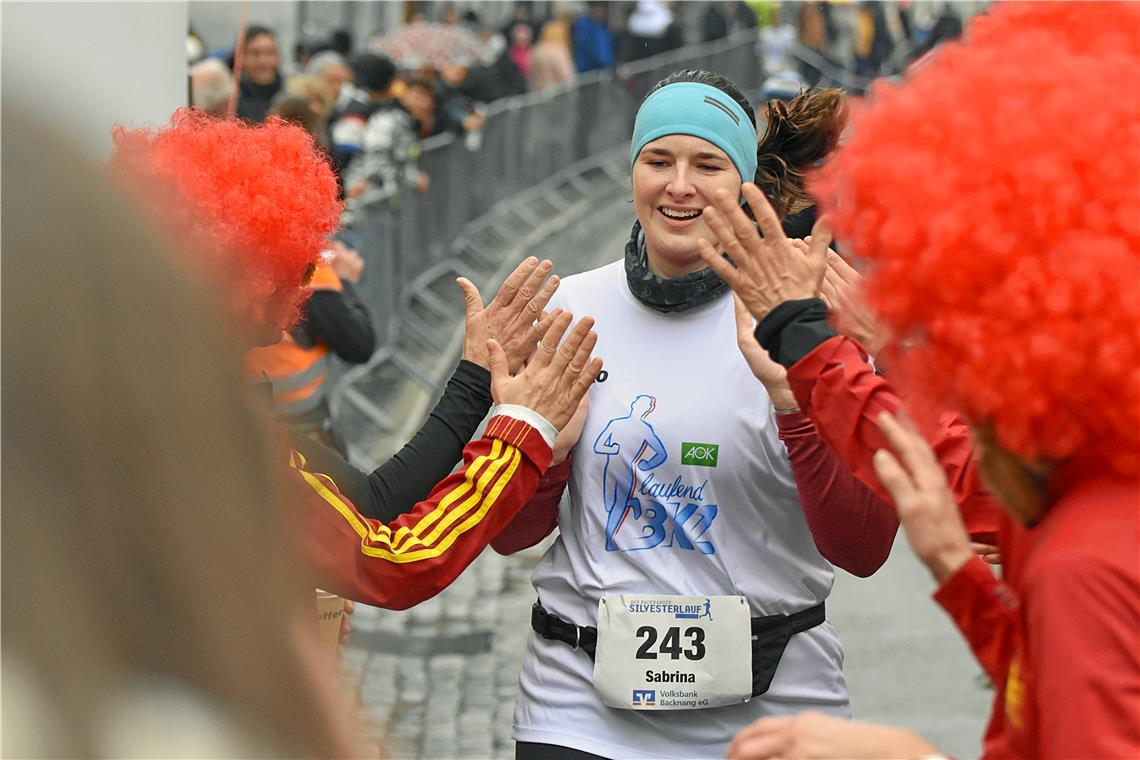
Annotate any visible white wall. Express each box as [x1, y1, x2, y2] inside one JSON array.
[[1, 1, 188, 160]]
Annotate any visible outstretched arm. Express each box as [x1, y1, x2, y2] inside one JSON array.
[[293, 413, 554, 609], [697, 184, 1002, 545], [293, 258, 562, 523], [777, 412, 898, 577], [295, 311, 603, 609]]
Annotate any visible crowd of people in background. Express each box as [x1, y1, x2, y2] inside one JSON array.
[[187, 1, 973, 202]]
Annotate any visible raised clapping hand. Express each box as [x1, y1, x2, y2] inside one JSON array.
[[872, 411, 975, 584], [457, 257, 561, 373], [696, 183, 832, 323], [487, 312, 602, 431]]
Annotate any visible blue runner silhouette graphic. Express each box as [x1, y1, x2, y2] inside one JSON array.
[[593, 395, 668, 551]]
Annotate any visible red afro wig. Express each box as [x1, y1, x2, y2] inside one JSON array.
[[811, 2, 1140, 475], [111, 108, 342, 332]]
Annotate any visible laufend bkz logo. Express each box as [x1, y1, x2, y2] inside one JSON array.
[[681, 442, 719, 467], [632, 689, 656, 707]]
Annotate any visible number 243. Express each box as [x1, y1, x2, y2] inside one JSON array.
[[635, 626, 706, 660]]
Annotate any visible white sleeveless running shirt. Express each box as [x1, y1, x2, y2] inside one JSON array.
[[512, 261, 850, 758]]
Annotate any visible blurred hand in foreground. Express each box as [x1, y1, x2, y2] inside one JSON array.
[[727, 710, 938, 759]]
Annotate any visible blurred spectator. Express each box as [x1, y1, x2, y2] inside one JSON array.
[[703, 1, 758, 42], [477, 25, 508, 66], [460, 9, 482, 31], [3, 109, 356, 758], [572, 2, 614, 73], [305, 50, 353, 110], [530, 20, 576, 92], [508, 24, 534, 79], [269, 92, 325, 143], [338, 55, 429, 203], [400, 77, 440, 137], [620, 0, 684, 62], [731, 1, 759, 30], [282, 75, 335, 133], [854, 1, 895, 76], [910, 4, 965, 62], [702, 2, 731, 42], [294, 36, 332, 69], [330, 29, 353, 57], [329, 53, 398, 174], [236, 25, 283, 122], [190, 57, 234, 117], [245, 240, 375, 454], [798, 2, 829, 51], [502, 3, 536, 48]]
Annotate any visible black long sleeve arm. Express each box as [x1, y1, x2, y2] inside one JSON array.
[[304, 283, 376, 363], [289, 359, 494, 522]]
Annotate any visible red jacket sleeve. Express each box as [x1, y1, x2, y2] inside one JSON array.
[[491, 455, 571, 555], [291, 414, 553, 609], [787, 336, 1002, 545], [933, 556, 1021, 688], [776, 411, 898, 577]]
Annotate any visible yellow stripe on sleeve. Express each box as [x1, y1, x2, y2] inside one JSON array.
[[296, 438, 524, 563], [388, 438, 510, 552]]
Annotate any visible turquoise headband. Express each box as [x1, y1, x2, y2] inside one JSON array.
[[630, 82, 757, 182]]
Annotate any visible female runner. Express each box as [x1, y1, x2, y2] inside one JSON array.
[[499, 70, 898, 759]]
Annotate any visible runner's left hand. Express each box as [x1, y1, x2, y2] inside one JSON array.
[[732, 293, 797, 410]]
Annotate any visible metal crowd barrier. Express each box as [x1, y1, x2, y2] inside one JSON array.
[[333, 31, 765, 463]]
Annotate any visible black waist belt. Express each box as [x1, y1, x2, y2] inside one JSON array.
[[531, 600, 826, 698]]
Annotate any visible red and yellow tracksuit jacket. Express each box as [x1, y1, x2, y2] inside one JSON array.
[[290, 413, 552, 610]]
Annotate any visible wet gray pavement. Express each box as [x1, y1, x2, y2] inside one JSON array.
[[341, 194, 992, 759]]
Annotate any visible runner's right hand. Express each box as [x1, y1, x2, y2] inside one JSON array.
[[487, 312, 602, 431]]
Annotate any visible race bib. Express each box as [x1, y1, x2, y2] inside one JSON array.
[[593, 594, 752, 710]]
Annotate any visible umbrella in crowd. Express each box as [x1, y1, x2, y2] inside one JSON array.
[[370, 23, 485, 69]]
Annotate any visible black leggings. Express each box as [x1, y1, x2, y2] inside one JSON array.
[[515, 741, 610, 760]]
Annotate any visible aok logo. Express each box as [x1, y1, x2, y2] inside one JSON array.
[[681, 442, 719, 467]]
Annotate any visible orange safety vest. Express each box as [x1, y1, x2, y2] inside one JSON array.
[[245, 265, 343, 417]]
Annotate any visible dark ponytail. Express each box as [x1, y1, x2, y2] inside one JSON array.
[[755, 88, 847, 219]]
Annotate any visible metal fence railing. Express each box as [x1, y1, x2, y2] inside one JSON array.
[[341, 30, 764, 350]]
